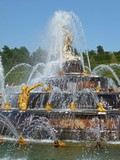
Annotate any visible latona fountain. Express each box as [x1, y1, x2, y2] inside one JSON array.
[[0, 11, 120, 146]]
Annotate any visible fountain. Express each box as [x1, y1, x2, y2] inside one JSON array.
[[0, 11, 120, 147], [0, 56, 6, 106]]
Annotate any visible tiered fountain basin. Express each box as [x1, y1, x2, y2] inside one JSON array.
[[0, 107, 120, 141], [1, 72, 120, 142]]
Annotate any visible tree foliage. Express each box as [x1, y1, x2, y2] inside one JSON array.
[[0, 44, 120, 85], [0, 45, 30, 73], [97, 45, 104, 54]]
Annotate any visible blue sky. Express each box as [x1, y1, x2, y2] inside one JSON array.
[[0, 0, 120, 52]]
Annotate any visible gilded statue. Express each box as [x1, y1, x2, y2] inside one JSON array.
[[62, 25, 80, 61], [18, 83, 44, 110], [63, 25, 73, 54], [97, 102, 107, 112]]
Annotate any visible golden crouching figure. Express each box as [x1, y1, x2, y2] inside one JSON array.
[[18, 83, 44, 111]]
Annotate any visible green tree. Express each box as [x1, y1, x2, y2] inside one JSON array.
[[89, 50, 96, 56], [1, 45, 13, 72], [90, 55, 97, 69], [97, 45, 104, 54], [111, 54, 118, 63], [1, 45, 30, 73], [114, 51, 120, 62]]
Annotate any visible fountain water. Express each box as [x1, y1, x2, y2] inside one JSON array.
[[0, 56, 6, 106], [0, 113, 19, 139], [93, 64, 120, 85], [5, 63, 33, 80]]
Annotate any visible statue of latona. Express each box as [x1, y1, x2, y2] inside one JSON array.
[[62, 25, 80, 62]]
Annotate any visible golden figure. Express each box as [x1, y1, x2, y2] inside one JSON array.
[[82, 69, 87, 76], [62, 25, 80, 61], [45, 102, 52, 111], [0, 138, 5, 143], [45, 85, 51, 93], [96, 85, 101, 93], [4, 102, 11, 110], [97, 102, 107, 112], [54, 139, 66, 147], [70, 102, 76, 110], [63, 25, 73, 54], [18, 135, 29, 145], [18, 83, 44, 110]]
